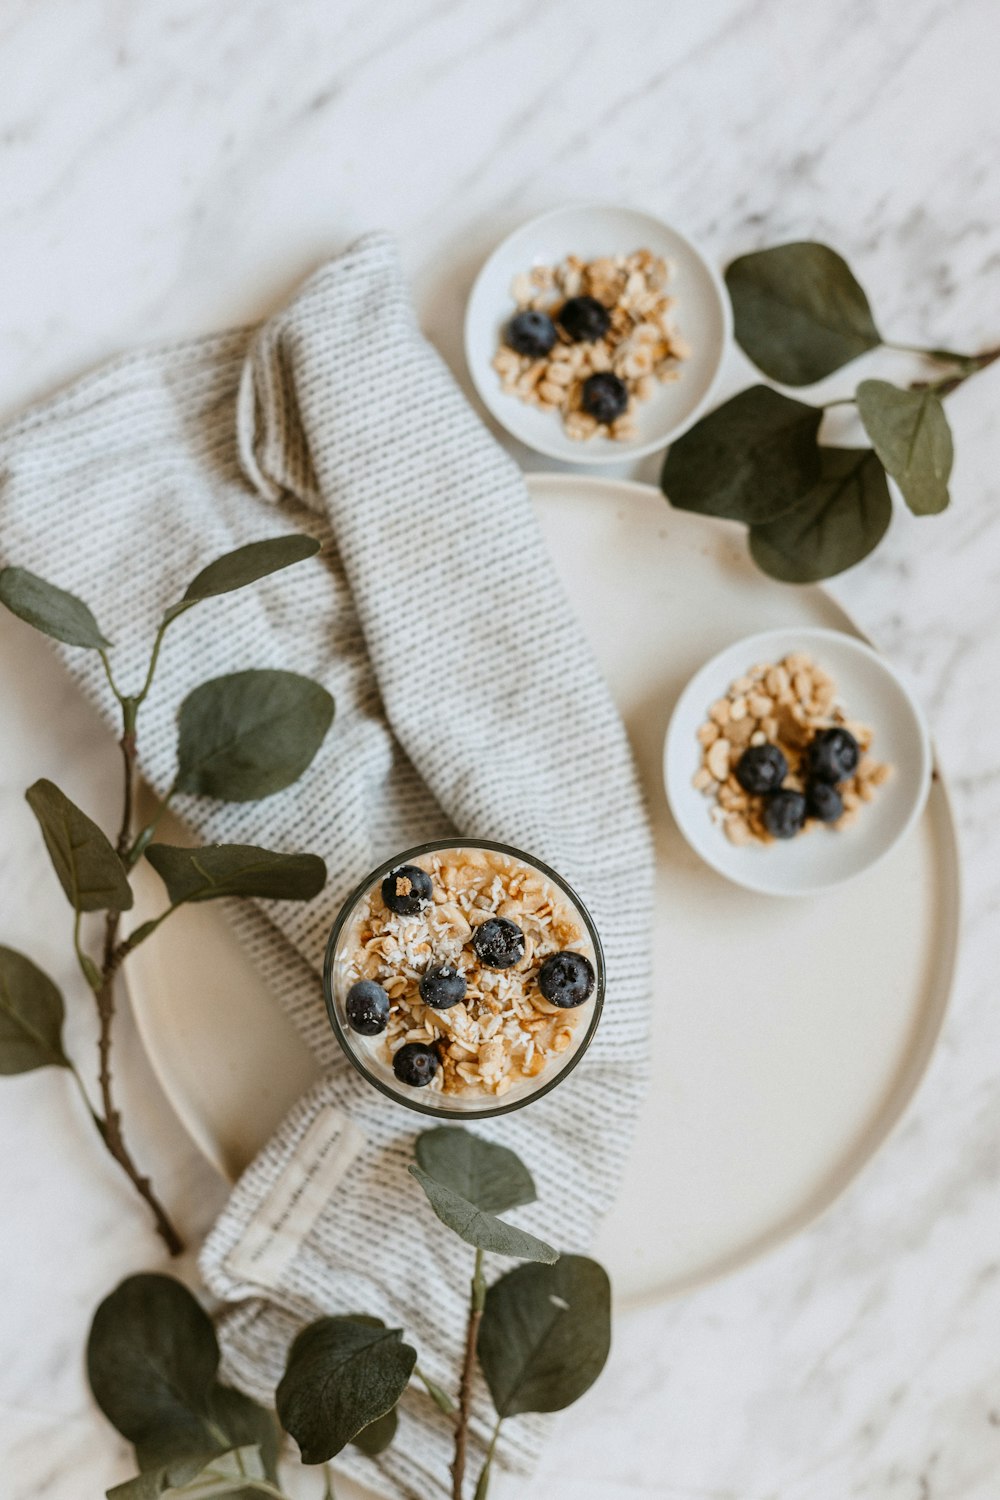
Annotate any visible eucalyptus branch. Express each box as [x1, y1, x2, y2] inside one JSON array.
[[451, 1247, 486, 1500]]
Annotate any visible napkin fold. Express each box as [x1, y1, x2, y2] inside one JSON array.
[[0, 233, 652, 1497]]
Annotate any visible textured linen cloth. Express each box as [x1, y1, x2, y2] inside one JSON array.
[[0, 233, 652, 1497]]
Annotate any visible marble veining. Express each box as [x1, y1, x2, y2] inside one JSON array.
[[2, 1, 1000, 1495]]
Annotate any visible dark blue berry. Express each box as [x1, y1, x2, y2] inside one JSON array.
[[538, 950, 595, 1008], [346, 979, 390, 1036], [805, 728, 860, 784], [381, 864, 433, 916], [558, 295, 611, 342], [419, 965, 466, 1010], [735, 742, 788, 795], [580, 372, 628, 425], [763, 789, 807, 840], [392, 1041, 440, 1088], [472, 917, 525, 970], [806, 780, 843, 824], [505, 309, 557, 358]]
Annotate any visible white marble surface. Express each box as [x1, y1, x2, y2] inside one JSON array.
[[2, 1, 1000, 1496]]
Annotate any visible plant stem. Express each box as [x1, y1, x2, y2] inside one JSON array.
[[822, 397, 856, 409], [86, 695, 184, 1256], [125, 781, 177, 869], [322, 1467, 337, 1500], [452, 1247, 486, 1500], [472, 1415, 502, 1500]]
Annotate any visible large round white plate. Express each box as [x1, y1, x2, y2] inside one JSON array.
[[125, 475, 959, 1310]]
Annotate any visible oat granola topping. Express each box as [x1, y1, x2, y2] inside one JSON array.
[[493, 248, 690, 443], [339, 848, 596, 1098], [693, 652, 894, 845]]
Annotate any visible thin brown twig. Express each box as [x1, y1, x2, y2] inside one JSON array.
[[88, 708, 184, 1256], [452, 1248, 486, 1500]]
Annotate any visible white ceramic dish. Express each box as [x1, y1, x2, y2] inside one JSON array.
[[125, 475, 959, 1317], [464, 203, 729, 463], [664, 626, 933, 897]]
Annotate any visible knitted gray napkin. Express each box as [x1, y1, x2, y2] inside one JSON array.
[[0, 233, 652, 1498]]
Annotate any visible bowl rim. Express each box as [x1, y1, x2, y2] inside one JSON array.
[[322, 837, 606, 1118], [663, 625, 934, 897], [463, 199, 732, 465]]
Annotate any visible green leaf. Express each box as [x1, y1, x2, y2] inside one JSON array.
[[477, 1255, 611, 1417], [408, 1166, 557, 1263], [0, 946, 69, 1073], [351, 1404, 398, 1456], [0, 566, 111, 649], [145, 843, 327, 905], [88, 1275, 220, 1465], [726, 241, 882, 385], [26, 779, 133, 912], [414, 1127, 536, 1216], [164, 535, 321, 623], [415, 1369, 456, 1416], [106, 1447, 267, 1500], [276, 1315, 416, 1465], [175, 670, 334, 803], [661, 386, 823, 524], [749, 445, 892, 583], [856, 379, 953, 515]]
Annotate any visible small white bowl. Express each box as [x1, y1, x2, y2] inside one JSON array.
[[664, 627, 933, 897], [465, 202, 730, 464]]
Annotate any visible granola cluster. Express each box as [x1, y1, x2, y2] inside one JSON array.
[[694, 652, 893, 845], [340, 848, 595, 1099], [492, 248, 690, 442]]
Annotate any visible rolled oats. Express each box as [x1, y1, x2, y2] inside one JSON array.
[[338, 848, 596, 1099], [692, 652, 894, 845], [493, 248, 690, 442]]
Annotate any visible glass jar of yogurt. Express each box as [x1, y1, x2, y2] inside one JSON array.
[[323, 840, 604, 1119]]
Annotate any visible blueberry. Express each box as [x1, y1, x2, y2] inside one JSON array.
[[392, 1041, 440, 1088], [419, 964, 466, 1010], [345, 980, 390, 1036], [538, 950, 595, 1008], [505, 309, 557, 358], [381, 863, 433, 916], [472, 917, 525, 970], [806, 780, 843, 824], [805, 728, 860, 785], [558, 295, 611, 342], [763, 789, 807, 840], [580, 372, 628, 424], [735, 742, 789, 795]]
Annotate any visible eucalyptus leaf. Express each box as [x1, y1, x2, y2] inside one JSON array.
[[748, 445, 892, 583], [26, 779, 133, 913], [0, 945, 69, 1073], [88, 1275, 220, 1464], [106, 1447, 267, 1500], [163, 535, 321, 624], [726, 241, 881, 384], [414, 1127, 536, 1216], [276, 1315, 416, 1465], [175, 669, 334, 803], [661, 385, 823, 524], [856, 379, 953, 515], [408, 1166, 557, 1263], [0, 565, 111, 649], [351, 1404, 398, 1456], [145, 843, 327, 906], [477, 1255, 611, 1417]]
